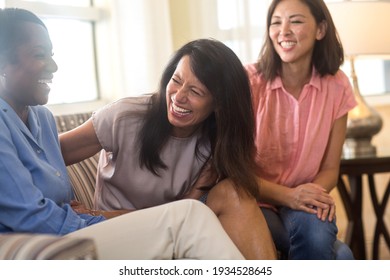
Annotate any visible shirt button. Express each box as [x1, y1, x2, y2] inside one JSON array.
[[36, 149, 42, 154], [56, 171, 61, 177]]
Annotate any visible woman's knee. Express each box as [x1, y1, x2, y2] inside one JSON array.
[[281, 208, 337, 245], [207, 179, 257, 215], [175, 199, 216, 219]]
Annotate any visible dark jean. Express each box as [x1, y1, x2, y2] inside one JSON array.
[[262, 207, 354, 260]]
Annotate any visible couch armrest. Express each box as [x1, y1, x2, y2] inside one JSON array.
[[0, 233, 98, 260]]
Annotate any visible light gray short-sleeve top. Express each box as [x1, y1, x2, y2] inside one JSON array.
[[92, 96, 210, 210]]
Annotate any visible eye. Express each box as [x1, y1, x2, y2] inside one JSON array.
[[34, 53, 46, 59], [270, 20, 281, 26], [171, 76, 183, 85], [291, 20, 303, 24], [191, 89, 201, 96]]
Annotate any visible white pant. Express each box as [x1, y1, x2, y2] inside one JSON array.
[[68, 199, 244, 259]]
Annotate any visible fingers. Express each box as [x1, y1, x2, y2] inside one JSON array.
[[299, 184, 334, 207], [328, 204, 336, 222], [70, 200, 81, 206]]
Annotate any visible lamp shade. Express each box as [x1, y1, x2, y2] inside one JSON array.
[[327, 1, 390, 56]]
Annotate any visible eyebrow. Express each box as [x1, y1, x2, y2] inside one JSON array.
[[272, 13, 307, 19]]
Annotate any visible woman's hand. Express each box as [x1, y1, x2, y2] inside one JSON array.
[[316, 203, 336, 222], [71, 200, 132, 219], [289, 183, 335, 220], [70, 200, 90, 214]]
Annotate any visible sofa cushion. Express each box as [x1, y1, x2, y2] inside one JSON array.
[[0, 233, 98, 259]]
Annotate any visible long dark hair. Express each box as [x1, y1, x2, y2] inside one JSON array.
[[257, 0, 344, 80], [0, 8, 46, 64], [138, 38, 259, 199]]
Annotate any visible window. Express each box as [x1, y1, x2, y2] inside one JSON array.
[[216, 0, 271, 64], [4, 0, 100, 104]]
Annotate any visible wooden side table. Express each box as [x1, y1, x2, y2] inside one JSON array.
[[338, 154, 390, 259]]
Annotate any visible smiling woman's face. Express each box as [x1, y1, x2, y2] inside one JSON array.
[[269, 0, 325, 66], [0, 22, 58, 110], [165, 55, 215, 138]]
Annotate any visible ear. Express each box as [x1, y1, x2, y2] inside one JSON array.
[[316, 20, 327, 40]]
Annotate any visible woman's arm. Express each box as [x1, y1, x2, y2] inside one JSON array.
[[183, 160, 218, 200], [257, 114, 348, 221], [311, 113, 348, 221], [59, 118, 102, 165], [70, 200, 132, 219], [312, 114, 348, 193]]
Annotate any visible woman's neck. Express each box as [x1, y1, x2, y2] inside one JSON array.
[[281, 62, 312, 100], [1, 94, 29, 124]]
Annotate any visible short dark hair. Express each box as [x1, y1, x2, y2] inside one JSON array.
[[0, 8, 47, 63], [257, 0, 344, 80]]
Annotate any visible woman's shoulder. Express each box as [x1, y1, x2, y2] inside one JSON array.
[[323, 69, 351, 89], [245, 63, 262, 78], [95, 95, 152, 117], [244, 63, 268, 88], [93, 95, 152, 132], [106, 95, 152, 110]]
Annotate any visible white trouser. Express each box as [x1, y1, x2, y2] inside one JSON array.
[[68, 199, 244, 259]]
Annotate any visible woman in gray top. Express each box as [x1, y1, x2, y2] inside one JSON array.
[[60, 38, 276, 259]]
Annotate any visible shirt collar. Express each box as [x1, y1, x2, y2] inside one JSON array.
[[0, 97, 38, 139], [268, 66, 322, 91]]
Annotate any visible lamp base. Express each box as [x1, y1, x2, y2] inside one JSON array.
[[342, 137, 376, 158]]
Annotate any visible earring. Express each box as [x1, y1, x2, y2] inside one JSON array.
[[0, 73, 6, 88]]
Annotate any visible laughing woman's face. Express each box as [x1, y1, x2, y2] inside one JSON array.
[[166, 55, 215, 138], [0, 22, 58, 111]]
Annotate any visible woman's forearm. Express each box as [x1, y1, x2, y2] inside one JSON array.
[[312, 167, 340, 193], [255, 176, 294, 208]]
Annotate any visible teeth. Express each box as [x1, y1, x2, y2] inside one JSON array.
[[172, 102, 191, 114], [280, 41, 296, 48], [38, 79, 52, 84]]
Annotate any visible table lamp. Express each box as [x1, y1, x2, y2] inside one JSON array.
[[327, 0, 390, 158]]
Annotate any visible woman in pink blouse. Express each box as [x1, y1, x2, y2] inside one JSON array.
[[246, 0, 356, 259]]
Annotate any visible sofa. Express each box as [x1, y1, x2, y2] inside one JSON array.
[[0, 112, 99, 260]]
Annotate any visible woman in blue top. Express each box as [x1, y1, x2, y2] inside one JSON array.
[[0, 7, 247, 259]]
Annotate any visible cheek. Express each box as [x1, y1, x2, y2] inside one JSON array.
[[197, 100, 214, 119], [166, 84, 173, 102], [269, 29, 278, 41], [295, 27, 314, 42]]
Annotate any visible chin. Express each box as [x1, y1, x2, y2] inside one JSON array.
[[35, 97, 49, 106]]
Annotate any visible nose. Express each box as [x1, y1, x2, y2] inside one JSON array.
[[174, 86, 188, 103], [279, 21, 291, 36], [47, 56, 58, 73]]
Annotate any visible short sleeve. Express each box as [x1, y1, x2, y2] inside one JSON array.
[[92, 96, 151, 153], [334, 70, 357, 119]]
